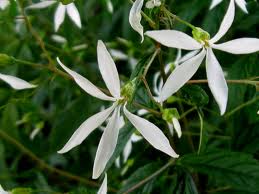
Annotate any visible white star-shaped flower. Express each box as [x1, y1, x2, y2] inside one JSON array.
[[0, 73, 36, 90], [145, 0, 259, 115], [0, 0, 10, 10], [210, 0, 248, 13], [27, 0, 81, 32], [57, 40, 178, 180]]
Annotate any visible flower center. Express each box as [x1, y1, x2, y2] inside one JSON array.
[[119, 78, 137, 104], [192, 27, 210, 47]]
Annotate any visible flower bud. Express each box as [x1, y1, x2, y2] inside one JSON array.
[[0, 54, 15, 66]]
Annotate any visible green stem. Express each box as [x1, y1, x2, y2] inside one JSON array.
[[143, 48, 161, 77], [122, 159, 175, 194], [161, 7, 196, 30], [224, 96, 259, 118], [0, 130, 117, 192]]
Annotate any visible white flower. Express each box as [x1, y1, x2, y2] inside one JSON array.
[[27, 0, 81, 32], [146, 0, 161, 9], [97, 174, 107, 194], [0, 73, 36, 90], [210, 0, 248, 13], [0, 185, 9, 194], [0, 0, 10, 10], [57, 40, 178, 180], [129, 0, 144, 42], [145, 0, 259, 115]]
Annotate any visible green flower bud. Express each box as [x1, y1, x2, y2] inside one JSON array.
[[192, 27, 210, 46], [120, 78, 137, 103], [60, 0, 75, 5], [162, 108, 180, 122], [0, 54, 15, 66]]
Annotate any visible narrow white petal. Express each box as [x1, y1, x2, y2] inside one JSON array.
[[145, 1, 155, 9], [54, 3, 66, 32], [131, 133, 143, 142], [209, 0, 223, 10], [58, 103, 117, 154], [97, 40, 121, 98], [178, 50, 200, 64], [174, 49, 182, 65], [159, 49, 206, 102], [123, 140, 132, 163], [97, 174, 107, 194], [153, 71, 162, 96], [210, 0, 235, 43], [26, 1, 56, 9], [235, 0, 248, 13], [93, 107, 121, 179], [129, 0, 144, 42], [123, 106, 179, 158], [206, 48, 228, 115], [57, 58, 115, 101], [145, 30, 202, 50], [66, 3, 82, 28], [0, 0, 10, 10], [0, 185, 8, 194], [115, 157, 121, 168], [212, 38, 259, 54], [172, 118, 182, 138], [0, 73, 36, 90], [168, 123, 174, 136]]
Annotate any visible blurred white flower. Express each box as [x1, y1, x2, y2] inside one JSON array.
[[0, 185, 9, 194], [146, 0, 259, 115], [145, 0, 161, 9], [210, 0, 248, 13], [129, 0, 144, 42], [51, 34, 67, 44], [27, 0, 81, 32], [106, 0, 113, 14], [0, 0, 10, 10], [0, 73, 36, 90], [57, 40, 178, 180]]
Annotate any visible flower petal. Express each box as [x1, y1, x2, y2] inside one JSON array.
[[172, 118, 182, 138], [26, 0, 56, 9], [66, 3, 82, 28], [210, 0, 235, 43], [212, 38, 259, 54], [97, 40, 121, 99], [54, 3, 66, 32], [0, 73, 36, 90], [178, 50, 200, 64], [0, 0, 10, 10], [159, 49, 206, 102], [123, 140, 132, 163], [0, 185, 8, 194], [93, 106, 121, 179], [58, 103, 117, 154], [97, 174, 107, 194], [123, 106, 179, 158], [209, 0, 223, 10], [145, 30, 202, 50], [57, 58, 115, 101], [206, 48, 228, 115], [235, 0, 248, 13], [129, 0, 144, 42]]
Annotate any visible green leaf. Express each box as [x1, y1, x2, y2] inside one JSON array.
[[178, 150, 259, 192], [180, 85, 209, 106]]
